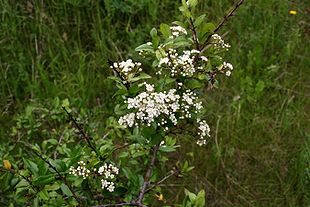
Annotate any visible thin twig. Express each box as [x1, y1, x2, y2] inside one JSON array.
[[146, 168, 180, 192], [189, 17, 200, 50], [137, 144, 160, 205], [0, 167, 40, 192], [62, 107, 105, 162], [92, 202, 136, 207], [20, 143, 79, 203], [201, 0, 245, 52]]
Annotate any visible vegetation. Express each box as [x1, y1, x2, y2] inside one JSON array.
[[0, 0, 309, 206]]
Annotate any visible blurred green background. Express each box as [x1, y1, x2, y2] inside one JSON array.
[[0, 0, 309, 206]]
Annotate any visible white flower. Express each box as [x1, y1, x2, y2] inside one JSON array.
[[196, 120, 210, 146], [223, 62, 233, 70], [98, 163, 119, 192], [170, 26, 187, 38], [69, 161, 90, 179], [119, 87, 203, 130], [225, 70, 231, 76], [110, 59, 142, 79], [211, 34, 231, 50]]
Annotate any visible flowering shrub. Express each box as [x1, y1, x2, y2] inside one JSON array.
[[0, 0, 244, 206]]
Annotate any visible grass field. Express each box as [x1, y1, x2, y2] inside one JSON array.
[[0, 0, 309, 206]]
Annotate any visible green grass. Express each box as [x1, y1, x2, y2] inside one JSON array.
[[0, 0, 309, 206]]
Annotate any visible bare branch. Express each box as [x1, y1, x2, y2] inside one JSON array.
[[201, 0, 245, 52], [137, 144, 160, 204], [62, 107, 105, 162]]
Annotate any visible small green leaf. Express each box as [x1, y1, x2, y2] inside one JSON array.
[[23, 158, 39, 175], [38, 189, 49, 200], [255, 80, 265, 93], [185, 79, 204, 89], [150, 28, 159, 47], [184, 188, 196, 202], [195, 190, 206, 207], [160, 23, 171, 38], [188, 0, 198, 9], [60, 183, 73, 197], [128, 73, 152, 82], [135, 43, 154, 52], [33, 174, 56, 185], [199, 22, 216, 40], [194, 14, 206, 27], [44, 183, 60, 191]]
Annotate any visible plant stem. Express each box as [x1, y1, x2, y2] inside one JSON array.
[[136, 143, 160, 205], [62, 106, 105, 162], [189, 17, 200, 50], [200, 0, 245, 52]]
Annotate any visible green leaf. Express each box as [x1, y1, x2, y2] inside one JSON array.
[[23, 158, 39, 176], [38, 189, 49, 200], [184, 188, 196, 202], [33, 174, 56, 185], [184, 79, 204, 89], [47, 159, 66, 173], [150, 28, 159, 47], [159, 146, 177, 152], [160, 23, 171, 39], [128, 73, 152, 82], [194, 14, 206, 27], [195, 190, 205, 207], [44, 183, 60, 191], [199, 22, 216, 40], [135, 43, 154, 52], [15, 179, 29, 188], [255, 80, 265, 93], [108, 76, 123, 84], [60, 183, 73, 197], [188, 0, 198, 9], [129, 83, 140, 95], [172, 21, 187, 28]]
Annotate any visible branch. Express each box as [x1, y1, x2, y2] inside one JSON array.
[[107, 60, 130, 89], [62, 107, 105, 162], [189, 17, 200, 50], [19, 142, 79, 202], [137, 144, 160, 205], [28, 149, 79, 202], [92, 202, 136, 207], [200, 0, 245, 52], [146, 168, 180, 192], [0, 167, 40, 192]]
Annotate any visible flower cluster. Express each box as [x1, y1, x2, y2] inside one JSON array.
[[211, 34, 231, 50], [118, 83, 202, 131], [69, 161, 90, 179], [110, 59, 142, 80], [98, 163, 119, 192], [170, 26, 187, 38], [69, 161, 120, 192], [157, 49, 208, 77], [197, 120, 210, 146], [223, 62, 234, 76]]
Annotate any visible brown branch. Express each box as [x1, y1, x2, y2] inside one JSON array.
[[62, 107, 105, 162], [0, 167, 39, 192], [19, 142, 79, 203], [189, 17, 200, 50], [136, 144, 160, 205], [92, 202, 136, 207], [146, 168, 180, 193], [200, 0, 245, 52]]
